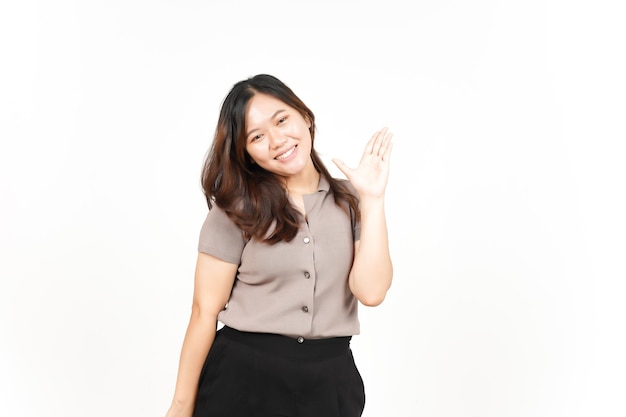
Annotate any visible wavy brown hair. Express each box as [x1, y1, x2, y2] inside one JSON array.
[[201, 74, 360, 244]]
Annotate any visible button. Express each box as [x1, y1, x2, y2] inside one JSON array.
[[297, 336, 304, 344], [302, 306, 309, 313], [304, 271, 310, 279], [303, 237, 310, 244]]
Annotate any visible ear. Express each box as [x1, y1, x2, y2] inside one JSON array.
[[305, 115, 312, 129]]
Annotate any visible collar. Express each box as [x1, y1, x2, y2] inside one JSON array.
[[317, 174, 331, 193]]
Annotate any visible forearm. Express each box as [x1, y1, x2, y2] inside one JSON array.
[[349, 197, 393, 306], [169, 310, 217, 412]]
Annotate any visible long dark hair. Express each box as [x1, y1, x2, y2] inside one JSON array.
[[201, 74, 359, 244]]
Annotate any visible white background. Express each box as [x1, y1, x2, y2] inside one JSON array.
[[1, 1, 625, 416]]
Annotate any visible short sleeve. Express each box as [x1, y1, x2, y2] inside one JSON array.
[[353, 208, 361, 241], [341, 179, 361, 242], [198, 205, 245, 264]]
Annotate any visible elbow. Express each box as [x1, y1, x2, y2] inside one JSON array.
[[356, 284, 390, 307], [350, 267, 393, 307], [359, 293, 386, 307], [351, 276, 392, 307], [190, 301, 222, 321]]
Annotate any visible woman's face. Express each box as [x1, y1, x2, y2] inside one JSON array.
[[244, 93, 313, 179]]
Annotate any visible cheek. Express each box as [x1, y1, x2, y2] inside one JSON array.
[[247, 147, 273, 168], [245, 145, 262, 162]]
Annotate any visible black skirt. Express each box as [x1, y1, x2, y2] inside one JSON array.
[[193, 326, 366, 417]]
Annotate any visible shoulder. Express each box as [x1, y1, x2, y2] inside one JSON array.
[[331, 177, 359, 200], [200, 202, 242, 235], [198, 203, 246, 263]]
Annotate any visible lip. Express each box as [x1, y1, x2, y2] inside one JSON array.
[[274, 145, 298, 161]]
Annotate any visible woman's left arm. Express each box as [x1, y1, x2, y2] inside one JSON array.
[[333, 127, 394, 306]]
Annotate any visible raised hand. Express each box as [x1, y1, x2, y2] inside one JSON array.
[[332, 127, 393, 200]]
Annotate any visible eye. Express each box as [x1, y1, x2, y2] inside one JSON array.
[[277, 115, 288, 124], [250, 133, 264, 142]]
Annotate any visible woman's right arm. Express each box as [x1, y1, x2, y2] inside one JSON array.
[[165, 252, 238, 417]]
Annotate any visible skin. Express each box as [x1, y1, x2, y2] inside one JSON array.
[[245, 93, 319, 213], [333, 128, 394, 306], [165, 92, 393, 417]]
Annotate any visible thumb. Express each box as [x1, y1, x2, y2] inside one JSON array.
[[332, 158, 352, 178]]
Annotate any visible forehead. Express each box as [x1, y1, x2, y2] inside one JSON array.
[[246, 93, 291, 124]]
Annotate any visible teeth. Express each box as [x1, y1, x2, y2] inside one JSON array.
[[276, 146, 295, 160]]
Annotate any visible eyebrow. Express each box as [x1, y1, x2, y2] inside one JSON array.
[[246, 109, 286, 137]]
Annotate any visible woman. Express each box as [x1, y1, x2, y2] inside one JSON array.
[[165, 74, 393, 417]]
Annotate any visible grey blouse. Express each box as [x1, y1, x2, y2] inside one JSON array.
[[198, 176, 361, 340]]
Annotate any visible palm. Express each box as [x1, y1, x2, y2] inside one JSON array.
[[333, 128, 393, 199]]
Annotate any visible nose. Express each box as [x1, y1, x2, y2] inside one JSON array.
[[268, 129, 287, 149]]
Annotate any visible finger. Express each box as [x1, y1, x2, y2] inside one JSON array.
[[363, 130, 379, 155], [332, 158, 353, 178], [381, 139, 393, 162], [379, 130, 393, 159], [372, 127, 388, 156]]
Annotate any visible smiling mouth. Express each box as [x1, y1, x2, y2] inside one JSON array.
[[275, 145, 297, 160]]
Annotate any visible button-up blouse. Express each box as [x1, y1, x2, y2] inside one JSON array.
[[198, 176, 361, 339]]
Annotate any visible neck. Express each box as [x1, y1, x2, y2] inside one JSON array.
[[285, 163, 320, 195]]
